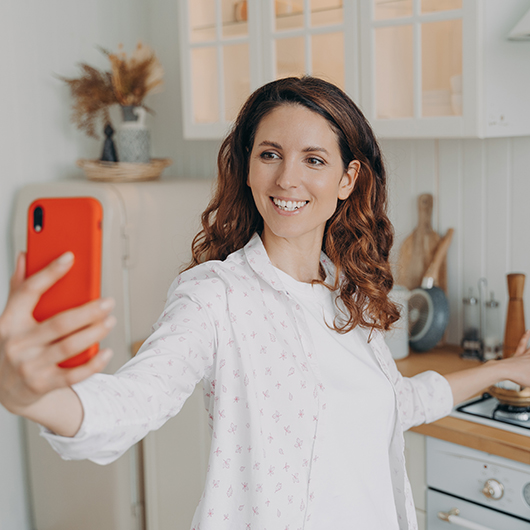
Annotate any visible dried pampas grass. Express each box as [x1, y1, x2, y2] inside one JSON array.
[[105, 42, 164, 107], [60, 42, 164, 138]]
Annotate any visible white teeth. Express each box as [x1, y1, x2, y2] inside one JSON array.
[[272, 198, 307, 211]]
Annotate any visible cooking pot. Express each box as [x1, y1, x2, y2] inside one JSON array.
[[408, 229, 454, 352], [488, 383, 530, 407]]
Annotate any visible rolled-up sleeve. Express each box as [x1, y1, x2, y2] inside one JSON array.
[[373, 332, 454, 431], [394, 370, 454, 431], [41, 277, 219, 465]]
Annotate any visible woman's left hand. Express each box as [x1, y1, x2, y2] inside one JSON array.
[[497, 330, 530, 388]]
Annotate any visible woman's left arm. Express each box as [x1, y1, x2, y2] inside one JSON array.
[[444, 330, 530, 405]]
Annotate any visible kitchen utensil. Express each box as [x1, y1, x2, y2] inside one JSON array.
[[396, 194, 446, 292], [488, 273, 527, 406], [408, 228, 454, 352], [502, 273, 526, 358]]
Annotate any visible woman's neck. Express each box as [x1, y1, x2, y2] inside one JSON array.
[[261, 232, 323, 283]]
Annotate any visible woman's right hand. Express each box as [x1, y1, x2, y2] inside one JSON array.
[[0, 252, 115, 434]]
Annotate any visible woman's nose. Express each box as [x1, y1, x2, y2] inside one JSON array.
[[275, 160, 301, 189]]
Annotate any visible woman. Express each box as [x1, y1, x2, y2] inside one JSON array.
[[1, 77, 530, 530]]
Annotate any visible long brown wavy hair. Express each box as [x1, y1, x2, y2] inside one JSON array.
[[187, 76, 399, 333]]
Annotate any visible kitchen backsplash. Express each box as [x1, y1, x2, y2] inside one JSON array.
[[382, 136, 530, 345]]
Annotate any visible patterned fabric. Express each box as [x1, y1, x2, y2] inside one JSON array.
[[43, 233, 454, 530]]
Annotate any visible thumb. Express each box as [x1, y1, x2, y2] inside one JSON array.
[[9, 252, 27, 291]]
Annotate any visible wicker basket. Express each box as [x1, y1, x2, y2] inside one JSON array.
[[77, 158, 172, 183]]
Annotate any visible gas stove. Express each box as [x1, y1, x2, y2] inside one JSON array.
[[451, 393, 530, 436]]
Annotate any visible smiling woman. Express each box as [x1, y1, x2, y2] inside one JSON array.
[[188, 76, 400, 334]]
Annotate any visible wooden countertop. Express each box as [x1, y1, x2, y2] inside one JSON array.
[[396, 346, 530, 465]]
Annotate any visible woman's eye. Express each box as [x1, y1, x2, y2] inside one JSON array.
[[260, 151, 280, 160], [306, 157, 324, 166]]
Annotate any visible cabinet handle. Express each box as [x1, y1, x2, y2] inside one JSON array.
[[437, 508, 496, 530]]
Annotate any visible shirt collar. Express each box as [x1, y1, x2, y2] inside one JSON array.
[[243, 233, 337, 294]]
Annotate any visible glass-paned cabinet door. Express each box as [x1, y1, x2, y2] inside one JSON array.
[[360, 0, 465, 137], [179, 0, 259, 139], [262, 0, 356, 98]]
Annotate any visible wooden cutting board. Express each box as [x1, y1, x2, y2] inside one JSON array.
[[396, 193, 447, 292]]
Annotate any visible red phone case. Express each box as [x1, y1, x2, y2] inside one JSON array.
[[26, 197, 103, 368]]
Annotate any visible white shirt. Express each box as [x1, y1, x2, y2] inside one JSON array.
[[42, 233, 454, 530], [274, 267, 399, 529]]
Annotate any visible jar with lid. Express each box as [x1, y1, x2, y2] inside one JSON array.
[[484, 292, 502, 360]]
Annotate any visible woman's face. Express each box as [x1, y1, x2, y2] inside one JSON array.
[[247, 104, 359, 251]]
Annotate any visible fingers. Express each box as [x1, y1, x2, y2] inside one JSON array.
[[9, 252, 26, 291], [43, 314, 117, 367], [513, 329, 530, 357], [59, 348, 114, 388], [5, 252, 74, 317], [13, 347, 114, 400], [32, 297, 116, 348], [6, 319, 116, 398]]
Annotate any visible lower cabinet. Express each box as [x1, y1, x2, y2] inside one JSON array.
[[404, 430, 427, 530]]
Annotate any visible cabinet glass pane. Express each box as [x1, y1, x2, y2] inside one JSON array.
[[421, 0, 461, 14], [421, 19, 462, 117], [312, 33, 344, 89], [222, 0, 248, 38], [190, 0, 216, 42], [374, 0, 413, 21], [276, 36, 305, 79], [311, 0, 343, 27], [375, 25, 413, 119], [275, 0, 305, 31], [223, 43, 250, 121], [191, 47, 219, 123]]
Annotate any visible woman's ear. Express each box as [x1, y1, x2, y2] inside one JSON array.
[[338, 160, 360, 200]]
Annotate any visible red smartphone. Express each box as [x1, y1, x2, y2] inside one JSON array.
[[26, 197, 103, 368]]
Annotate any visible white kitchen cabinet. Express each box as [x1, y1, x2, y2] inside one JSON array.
[[360, 0, 530, 138], [179, 0, 530, 140], [404, 430, 427, 530], [178, 0, 358, 139]]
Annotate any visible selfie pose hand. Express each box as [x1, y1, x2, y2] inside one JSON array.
[[0, 252, 115, 436]]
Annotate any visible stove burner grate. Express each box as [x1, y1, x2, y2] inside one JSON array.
[[493, 403, 530, 422], [454, 393, 530, 432]]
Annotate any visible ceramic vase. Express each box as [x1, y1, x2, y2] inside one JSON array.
[[117, 106, 150, 164]]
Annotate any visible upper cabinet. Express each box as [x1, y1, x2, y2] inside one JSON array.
[[179, 0, 530, 139], [178, 0, 258, 139], [360, 0, 530, 138], [178, 0, 357, 139]]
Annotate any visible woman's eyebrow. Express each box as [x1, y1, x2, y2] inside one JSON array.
[[258, 140, 282, 149], [258, 141, 330, 156], [302, 146, 330, 156]]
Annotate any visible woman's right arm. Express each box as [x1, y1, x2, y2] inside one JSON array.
[[0, 252, 115, 437]]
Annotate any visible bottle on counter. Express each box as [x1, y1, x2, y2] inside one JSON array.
[[462, 288, 481, 358], [484, 292, 502, 360]]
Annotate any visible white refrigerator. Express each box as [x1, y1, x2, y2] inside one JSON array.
[[12, 179, 214, 530]]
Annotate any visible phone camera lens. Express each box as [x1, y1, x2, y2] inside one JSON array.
[[33, 206, 43, 233]]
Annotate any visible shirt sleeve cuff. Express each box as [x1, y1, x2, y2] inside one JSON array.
[[415, 370, 454, 423], [38, 380, 111, 463]]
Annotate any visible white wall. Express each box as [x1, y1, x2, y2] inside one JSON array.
[[147, 0, 221, 179], [0, 2, 149, 528]]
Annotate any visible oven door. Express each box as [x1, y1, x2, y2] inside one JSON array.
[[427, 490, 530, 530]]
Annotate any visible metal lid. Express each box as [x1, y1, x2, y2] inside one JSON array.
[[486, 292, 500, 308], [463, 287, 478, 305]]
